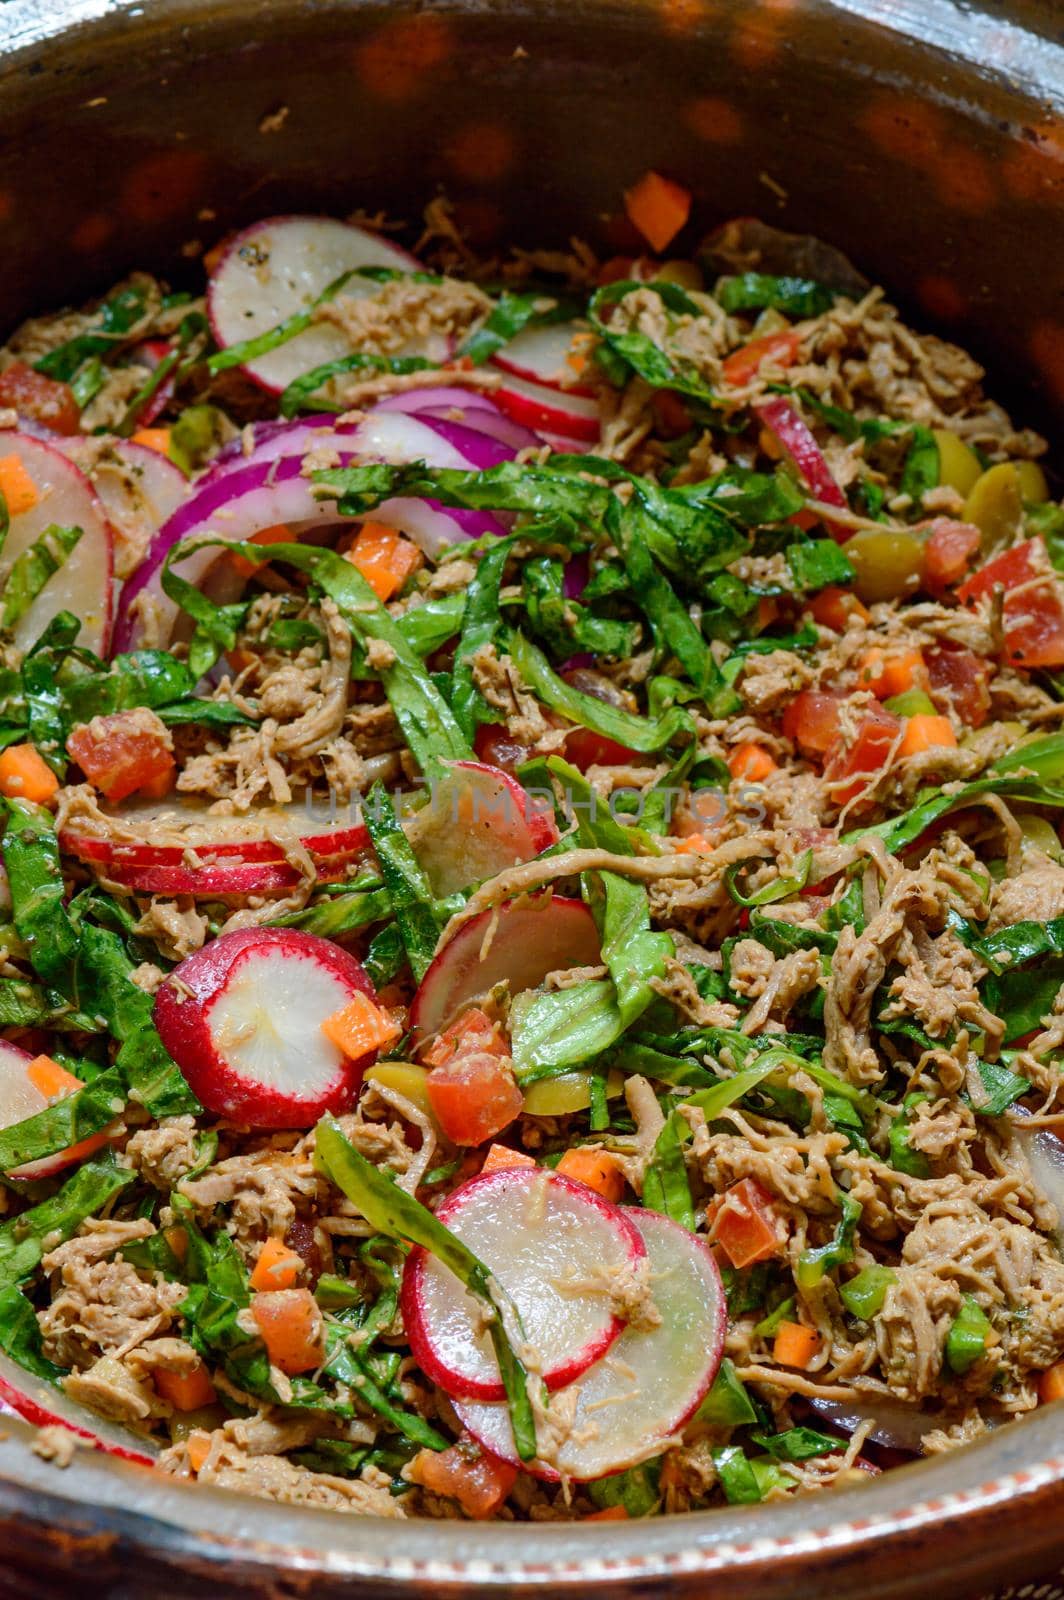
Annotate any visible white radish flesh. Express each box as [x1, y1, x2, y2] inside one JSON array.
[[493, 321, 593, 393], [207, 215, 436, 394], [59, 437, 189, 579], [0, 1041, 111, 1180], [0, 433, 113, 654], [409, 894, 602, 1041], [402, 1167, 645, 1400], [154, 928, 379, 1127], [0, 1351, 157, 1465], [493, 374, 601, 442], [405, 761, 558, 899], [455, 1208, 726, 1480]]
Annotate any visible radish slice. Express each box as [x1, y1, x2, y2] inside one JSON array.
[[1012, 1114, 1064, 1250], [455, 1208, 726, 1480], [0, 1349, 157, 1466], [126, 337, 176, 427], [402, 1167, 646, 1400], [406, 761, 558, 899], [493, 374, 601, 443], [0, 433, 114, 654], [207, 215, 436, 394], [114, 410, 508, 652], [410, 894, 602, 1042], [153, 928, 379, 1127], [60, 794, 371, 871], [493, 321, 594, 394], [101, 853, 360, 898], [59, 437, 189, 580], [0, 1041, 112, 1181]]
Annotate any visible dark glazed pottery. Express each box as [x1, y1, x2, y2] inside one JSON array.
[[0, 0, 1063, 1594]]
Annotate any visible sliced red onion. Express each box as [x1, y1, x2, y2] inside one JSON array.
[[197, 415, 363, 487], [407, 414, 516, 471], [114, 411, 509, 651], [563, 552, 590, 599], [375, 385, 500, 417], [808, 1395, 934, 1455], [413, 405, 541, 454]]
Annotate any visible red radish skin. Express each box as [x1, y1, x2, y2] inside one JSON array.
[[154, 928, 379, 1127], [0, 433, 114, 655], [100, 853, 362, 897], [410, 894, 602, 1042], [0, 1356, 157, 1467], [492, 321, 595, 395], [454, 1208, 727, 1480], [402, 1167, 646, 1400], [405, 760, 558, 899], [0, 1040, 114, 1181], [493, 373, 601, 442]]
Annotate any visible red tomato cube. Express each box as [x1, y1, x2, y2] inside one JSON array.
[[426, 1051, 523, 1147], [66, 711, 175, 803], [0, 360, 80, 436]]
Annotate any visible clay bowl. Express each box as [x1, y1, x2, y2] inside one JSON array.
[[0, 0, 1063, 1594]]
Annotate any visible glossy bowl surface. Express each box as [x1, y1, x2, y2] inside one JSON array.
[[1, 0, 1064, 1593]]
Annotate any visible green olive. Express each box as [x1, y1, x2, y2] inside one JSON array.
[[169, 1405, 226, 1441], [365, 1061, 432, 1116], [522, 1069, 623, 1117], [842, 527, 926, 603], [656, 259, 703, 292], [962, 462, 1025, 548], [1015, 459, 1049, 503], [931, 429, 982, 498], [1015, 811, 1064, 862]]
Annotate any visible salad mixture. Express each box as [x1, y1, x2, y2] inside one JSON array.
[[0, 189, 1060, 1524]]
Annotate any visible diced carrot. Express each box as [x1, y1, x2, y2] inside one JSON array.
[[706, 1177, 782, 1268], [165, 1225, 188, 1262], [0, 455, 39, 517], [229, 524, 295, 579], [808, 586, 871, 631], [320, 989, 402, 1059], [185, 1430, 212, 1473], [721, 329, 802, 387], [755, 596, 780, 632], [556, 1147, 626, 1203], [130, 427, 172, 457], [153, 1362, 216, 1411], [251, 1288, 323, 1375], [584, 1506, 630, 1522], [0, 743, 58, 805], [857, 646, 927, 699], [773, 1320, 821, 1369], [1039, 1361, 1064, 1404], [623, 171, 692, 253], [897, 713, 958, 758], [26, 1055, 82, 1099], [673, 832, 715, 853], [408, 1438, 517, 1518], [727, 743, 779, 783], [250, 1235, 303, 1292], [481, 1143, 537, 1174], [347, 520, 423, 601]]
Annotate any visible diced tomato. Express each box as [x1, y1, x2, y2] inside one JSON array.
[[781, 689, 845, 758], [706, 1177, 782, 1269], [473, 723, 533, 775], [823, 705, 901, 806], [722, 329, 802, 387], [423, 1006, 507, 1068], [651, 389, 691, 438], [66, 711, 174, 803], [0, 360, 80, 435], [408, 1436, 518, 1519], [926, 645, 991, 728], [922, 518, 981, 591], [957, 538, 1064, 668], [426, 1050, 524, 1147], [807, 587, 871, 631]]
